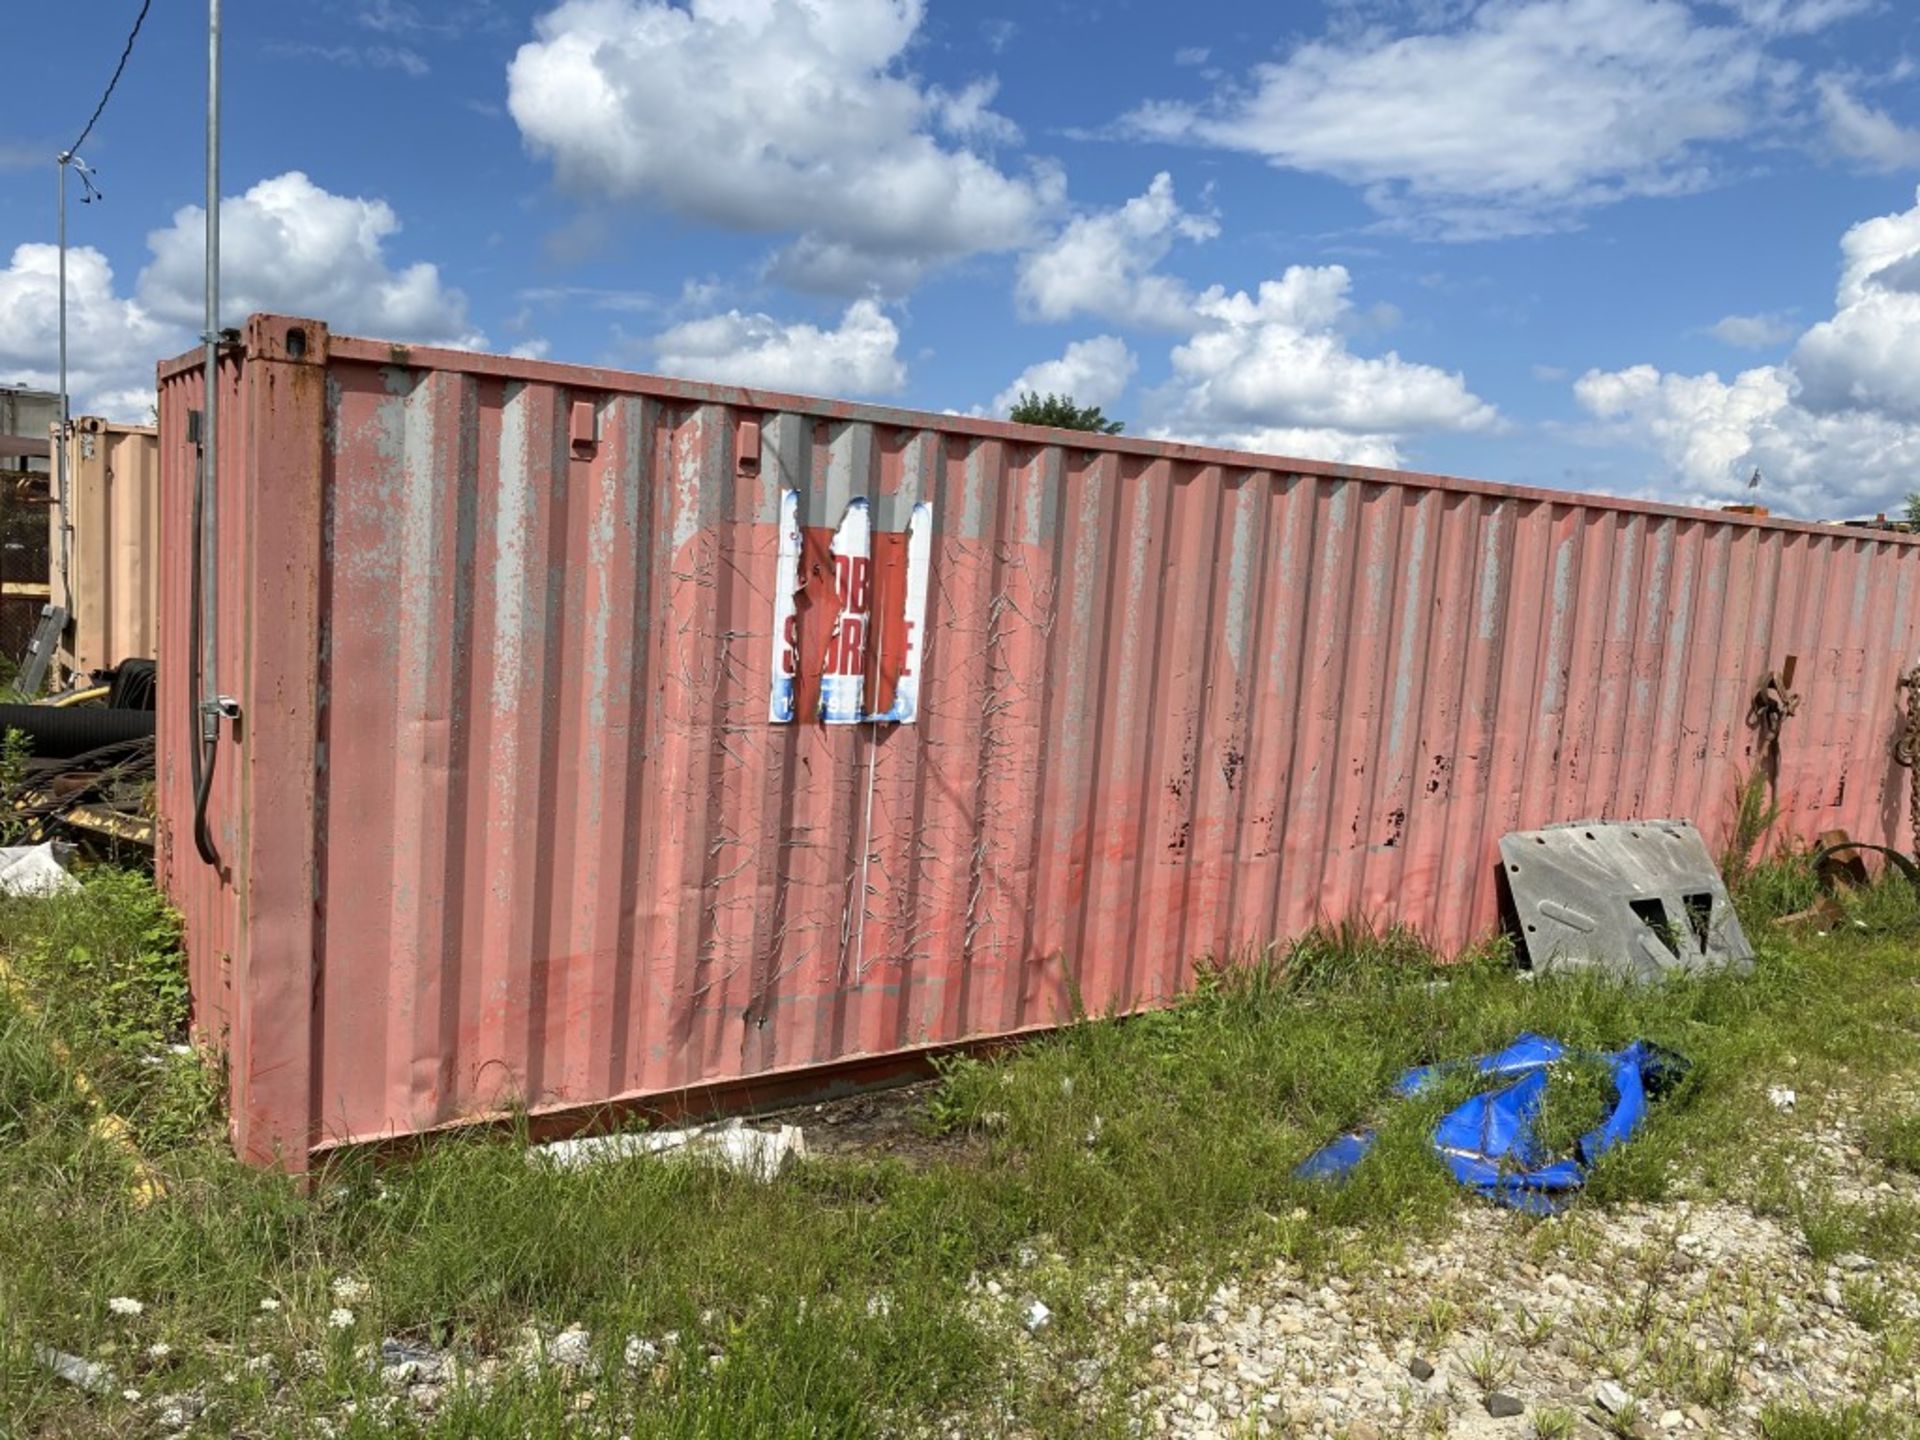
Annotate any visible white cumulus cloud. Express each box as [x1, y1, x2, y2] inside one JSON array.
[[1016, 173, 1218, 331], [651, 298, 905, 396], [1001, 171, 1496, 467], [1123, 0, 1786, 239], [508, 0, 1061, 295], [1575, 187, 1920, 517], [0, 245, 178, 420], [1143, 266, 1498, 467], [1575, 363, 1920, 517], [2, 172, 477, 421], [992, 336, 1137, 417], [140, 171, 478, 346], [1789, 193, 1920, 422]]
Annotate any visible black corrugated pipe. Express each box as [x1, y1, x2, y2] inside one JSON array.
[[0, 704, 154, 758], [104, 658, 157, 711]]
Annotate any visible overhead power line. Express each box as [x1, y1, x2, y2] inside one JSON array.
[[63, 0, 155, 160]]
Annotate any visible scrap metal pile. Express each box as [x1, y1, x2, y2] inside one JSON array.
[[1, 659, 157, 851]]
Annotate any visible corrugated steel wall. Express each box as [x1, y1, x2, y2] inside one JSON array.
[[57, 417, 161, 677], [158, 316, 1920, 1169], [156, 344, 246, 1107]]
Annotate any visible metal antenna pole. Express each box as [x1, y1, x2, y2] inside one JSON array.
[[189, 0, 227, 867], [55, 152, 69, 614], [201, 0, 221, 745]]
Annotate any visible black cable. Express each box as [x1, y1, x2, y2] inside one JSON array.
[[188, 415, 220, 867], [193, 728, 219, 865], [64, 0, 154, 159]]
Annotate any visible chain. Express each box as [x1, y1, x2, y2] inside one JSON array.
[[1896, 666, 1920, 847], [1746, 670, 1801, 769]]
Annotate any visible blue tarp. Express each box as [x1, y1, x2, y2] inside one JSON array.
[[1295, 1033, 1689, 1214]]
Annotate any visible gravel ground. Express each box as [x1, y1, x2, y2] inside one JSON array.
[[1100, 1100, 1919, 1438]]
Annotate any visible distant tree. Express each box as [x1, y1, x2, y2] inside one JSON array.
[[1008, 391, 1123, 435], [1906, 491, 1920, 530]]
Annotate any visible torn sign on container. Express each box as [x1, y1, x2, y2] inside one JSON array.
[[769, 490, 932, 725]]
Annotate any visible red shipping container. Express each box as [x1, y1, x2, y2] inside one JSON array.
[[158, 316, 1920, 1169]]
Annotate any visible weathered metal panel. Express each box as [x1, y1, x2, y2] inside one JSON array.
[[1, 385, 60, 465], [157, 315, 1920, 1169], [55, 417, 161, 677]]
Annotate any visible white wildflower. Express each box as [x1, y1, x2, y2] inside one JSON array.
[[107, 1297, 145, 1318], [328, 1308, 355, 1331], [330, 1276, 370, 1304]]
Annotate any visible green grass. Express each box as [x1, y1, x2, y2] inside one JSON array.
[[1871, 1111, 1920, 1176], [1533, 1053, 1618, 1158], [0, 868, 220, 1150], [3, 858, 1920, 1436], [1760, 1403, 1920, 1439]]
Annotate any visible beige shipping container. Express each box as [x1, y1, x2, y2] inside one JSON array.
[[55, 416, 161, 679]]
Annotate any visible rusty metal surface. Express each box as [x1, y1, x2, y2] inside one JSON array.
[[158, 314, 1920, 1169], [56, 417, 160, 678], [0, 435, 51, 461]]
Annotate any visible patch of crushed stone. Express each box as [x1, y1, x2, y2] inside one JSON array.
[[1065, 1103, 1920, 1438]]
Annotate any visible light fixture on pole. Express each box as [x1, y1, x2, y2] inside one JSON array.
[[54, 0, 150, 624], [53, 152, 99, 619]]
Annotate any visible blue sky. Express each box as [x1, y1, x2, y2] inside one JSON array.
[[4, 0, 1920, 518]]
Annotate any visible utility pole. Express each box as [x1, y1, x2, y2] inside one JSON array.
[[202, 0, 221, 734], [55, 151, 71, 613], [190, 0, 228, 867]]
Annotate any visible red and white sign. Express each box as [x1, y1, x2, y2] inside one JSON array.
[[770, 491, 931, 724]]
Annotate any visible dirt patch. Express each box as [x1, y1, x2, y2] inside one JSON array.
[[764, 1080, 978, 1166]]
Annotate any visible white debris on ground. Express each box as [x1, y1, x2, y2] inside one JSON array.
[[0, 843, 79, 897], [34, 1346, 115, 1395], [545, 1325, 594, 1370], [529, 1118, 807, 1180]]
